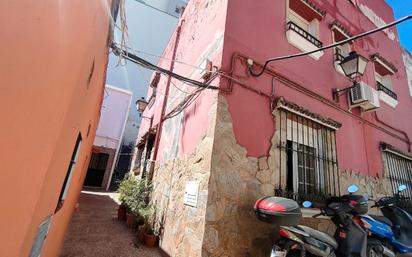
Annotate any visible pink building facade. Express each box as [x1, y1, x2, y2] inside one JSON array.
[[133, 0, 412, 256]]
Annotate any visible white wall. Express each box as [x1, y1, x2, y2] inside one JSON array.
[[402, 48, 412, 98], [94, 85, 133, 149]]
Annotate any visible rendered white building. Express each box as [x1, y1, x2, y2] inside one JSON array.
[[105, 0, 188, 182], [83, 85, 132, 190]]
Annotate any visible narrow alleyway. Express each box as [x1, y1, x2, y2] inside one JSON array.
[[60, 191, 162, 257]]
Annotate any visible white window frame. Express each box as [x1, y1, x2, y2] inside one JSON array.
[[287, 9, 310, 32], [375, 69, 398, 108], [286, 119, 325, 194], [332, 27, 352, 76], [285, 0, 323, 60], [59, 134, 82, 205]]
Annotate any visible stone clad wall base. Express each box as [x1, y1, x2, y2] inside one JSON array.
[[204, 96, 279, 257], [203, 96, 394, 256], [150, 97, 218, 257], [151, 151, 210, 257], [151, 95, 394, 257]]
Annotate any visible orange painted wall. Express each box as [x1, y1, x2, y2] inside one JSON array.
[[0, 1, 113, 256]]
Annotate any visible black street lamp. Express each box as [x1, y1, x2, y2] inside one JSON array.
[[136, 97, 148, 114], [339, 51, 368, 80], [333, 51, 369, 100]]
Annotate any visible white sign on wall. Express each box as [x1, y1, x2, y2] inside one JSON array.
[[184, 181, 199, 207]]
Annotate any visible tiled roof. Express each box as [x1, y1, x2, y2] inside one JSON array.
[[380, 142, 412, 160], [371, 53, 398, 73], [302, 0, 326, 17], [275, 97, 342, 129], [331, 20, 353, 38]]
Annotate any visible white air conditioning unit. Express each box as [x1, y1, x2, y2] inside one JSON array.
[[350, 82, 380, 111]]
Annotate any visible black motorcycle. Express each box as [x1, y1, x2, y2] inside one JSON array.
[[254, 185, 369, 257]]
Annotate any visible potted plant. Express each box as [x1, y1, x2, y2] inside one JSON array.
[[118, 175, 153, 229], [140, 205, 158, 247], [117, 204, 127, 221], [143, 226, 158, 247], [117, 175, 135, 221], [126, 210, 137, 228]]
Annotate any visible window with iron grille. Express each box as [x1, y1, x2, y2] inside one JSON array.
[[56, 134, 82, 212], [382, 147, 412, 210], [275, 108, 340, 203]]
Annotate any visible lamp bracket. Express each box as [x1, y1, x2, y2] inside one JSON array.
[[333, 82, 358, 101]]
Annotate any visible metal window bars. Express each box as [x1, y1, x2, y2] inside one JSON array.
[[286, 21, 323, 48], [376, 81, 398, 100], [274, 109, 340, 204], [383, 151, 412, 213]]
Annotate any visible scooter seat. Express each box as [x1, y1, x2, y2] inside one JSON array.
[[370, 215, 393, 227], [297, 225, 338, 249]]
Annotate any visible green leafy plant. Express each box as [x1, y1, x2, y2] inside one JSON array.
[[117, 175, 152, 216], [118, 174, 136, 206], [140, 205, 158, 235]]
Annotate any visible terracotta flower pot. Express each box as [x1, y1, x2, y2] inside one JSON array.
[[144, 233, 158, 248], [117, 205, 127, 221], [126, 213, 137, 228]]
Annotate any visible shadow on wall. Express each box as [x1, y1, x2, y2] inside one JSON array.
[[109, 144, 134, 191]]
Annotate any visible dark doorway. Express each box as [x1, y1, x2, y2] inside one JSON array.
[[142, 134, 155, 179], [84, 152, 109, 187]]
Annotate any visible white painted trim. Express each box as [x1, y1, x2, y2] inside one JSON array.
[[288, 9, 310, 29], [374, 57, 396, 75], [383, 148, 412, 161], [286, 1, 322, 60], [105, 84, 133, 95], [105, 92, 133, 191], [286, 30, 324, 60], [331, 25, 351, 40], [379, 91, 398, 108], [332, 29, 351, 77], [299, 0, 323, 19]]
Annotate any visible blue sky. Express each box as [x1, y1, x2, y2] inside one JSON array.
[[386, 0, 412, 51]]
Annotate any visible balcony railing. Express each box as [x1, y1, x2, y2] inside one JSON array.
[[377, 81, 397, 100], [335, 48, 345, 62], [287, 21, 323, 48]]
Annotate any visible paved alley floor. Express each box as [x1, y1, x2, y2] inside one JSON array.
[[60, 190, 162, 257]]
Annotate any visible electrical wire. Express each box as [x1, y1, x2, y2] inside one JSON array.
[[249, 14, 412, 77], [170, 79, 193, 94], [120, 44, 214, 73], [163, 72, 219, 120], [111, 43, 220, 90]]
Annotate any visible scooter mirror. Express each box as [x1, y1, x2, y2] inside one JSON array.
[[347, 184, 359, 193], [303, 201, 312, 208], [398, 184, 407, 192]]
